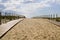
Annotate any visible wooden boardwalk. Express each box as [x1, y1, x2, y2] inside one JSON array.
[[0, 19, 23, 38], [0, 19, 60, 40]]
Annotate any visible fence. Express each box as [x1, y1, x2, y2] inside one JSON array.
[[0, 12, 25, 25], [0, 12, 1, 25]]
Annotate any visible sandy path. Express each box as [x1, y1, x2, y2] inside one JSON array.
[[1, 18, 60, 40]]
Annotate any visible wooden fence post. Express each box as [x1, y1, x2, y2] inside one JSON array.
[[0, 12, 1, 25]]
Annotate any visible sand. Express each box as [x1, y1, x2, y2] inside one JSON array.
[[0, 18, 60, 40]]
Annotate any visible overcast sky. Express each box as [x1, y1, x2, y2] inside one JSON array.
[[0, 0, 60, 18]]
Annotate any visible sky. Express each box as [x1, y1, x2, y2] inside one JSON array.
[[0, 0, 60, 18]]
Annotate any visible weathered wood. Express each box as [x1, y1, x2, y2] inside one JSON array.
[[0, 12, 1, 25], [0, 19, 23, 38]]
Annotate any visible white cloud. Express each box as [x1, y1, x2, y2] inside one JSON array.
[[0, 0, 1, 2], [18, 3, 50, 13], [0, 0, 60, 17], [55, 0, 60, 4], [3, 0, 51, 13]]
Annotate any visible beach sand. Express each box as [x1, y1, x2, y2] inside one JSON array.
[[1, 18, 60, 40]]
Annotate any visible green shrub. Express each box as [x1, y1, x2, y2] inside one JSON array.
[[56, 19, 60, 22]]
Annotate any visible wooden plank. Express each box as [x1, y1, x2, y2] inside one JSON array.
[[0, 12, 1, 25], [0, 19, 23, 38]]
